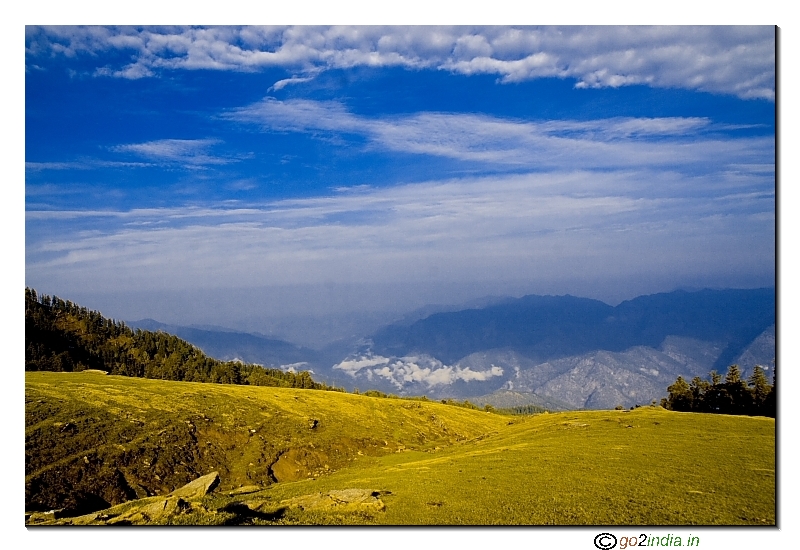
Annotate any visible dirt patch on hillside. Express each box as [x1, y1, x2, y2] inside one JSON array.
[[270, 448, 327, 482]]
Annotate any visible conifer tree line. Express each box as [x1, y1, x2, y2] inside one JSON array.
[[661, 362, 775, 417], [25, 288, 343, 392]]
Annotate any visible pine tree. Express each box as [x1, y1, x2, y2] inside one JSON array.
[[689, 376, 710, 412], [748, 365, 771, 415], [703, 369, 730, 413], [724, 364, 750, 414]]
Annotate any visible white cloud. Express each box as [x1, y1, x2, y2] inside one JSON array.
[[333, 353, 504, 388], [268, 75, 318, 91], [26, 26, 775, 99], [225, 179, 259, 191], [226, 99, 772, 170], [226, 98, 362, 133], [25, 167, 774, 307], [460, 365, 505, 382], [332, 354, 392, 374], [280, 362, 310, 372], [26, 161, 90, 171], [25, 159, 154, 171], [110, 138, 233, 167]]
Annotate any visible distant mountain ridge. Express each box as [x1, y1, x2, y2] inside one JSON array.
[[332, 288, 775, 409], [370, 288, 775, 368], [372, 294, 614, 364]]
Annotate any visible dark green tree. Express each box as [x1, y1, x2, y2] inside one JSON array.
[[722, 364, 751, 414], [664, 376, 693, 411], [689, 376, 710, 411], [748, 365, 771, 415], [703, 368, 732, 413], [663, 362, 775, 418]]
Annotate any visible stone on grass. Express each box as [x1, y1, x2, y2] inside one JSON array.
[[280, 488, 387, 513], [169, 471, 220, 500]]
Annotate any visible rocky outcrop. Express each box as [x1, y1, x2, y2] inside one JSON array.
[[28, 472, 220, 526], [241, 488, 388, 516], [26, 472, 388, 526], [283, 488, 387, 512], [169, 471, 220, 500]]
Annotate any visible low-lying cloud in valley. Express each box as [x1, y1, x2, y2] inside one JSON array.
[[333, 352, 504, 389]]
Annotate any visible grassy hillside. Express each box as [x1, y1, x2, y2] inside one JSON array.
[[25, 371, 507, 515], [26, 372, 774, 525], [261, 408, 774, 525]]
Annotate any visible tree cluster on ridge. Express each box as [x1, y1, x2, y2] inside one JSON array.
[[25, 288, 341, 391], [661, 363, 775, 417]]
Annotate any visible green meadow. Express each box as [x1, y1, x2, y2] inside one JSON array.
[[25, 371, 774, 526]]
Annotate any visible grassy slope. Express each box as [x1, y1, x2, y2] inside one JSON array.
[[25, 371, 508, 513], [25, 372, 774, 525], [257, 408, 774, 525]]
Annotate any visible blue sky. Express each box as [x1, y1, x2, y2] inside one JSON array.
[[24, 26, 776, 336]]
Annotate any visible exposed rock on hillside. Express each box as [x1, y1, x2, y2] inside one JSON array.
[[510, 346, 711, 409], [734, 324, 775, 375], [281, 488, 388, 512], [28, 472, 221, 526], [243, 488, 388, 515]]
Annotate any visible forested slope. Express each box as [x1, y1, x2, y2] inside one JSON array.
[[25, 288, 336, 391]]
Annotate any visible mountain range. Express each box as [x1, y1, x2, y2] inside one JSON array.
[[131, 288, 776, 410]]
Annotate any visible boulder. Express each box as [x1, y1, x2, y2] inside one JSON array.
[[169, 471, 220, 500], [280, 488, 387, 513], [27, 472, 222, 526], [106, 496, 189, 525]]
